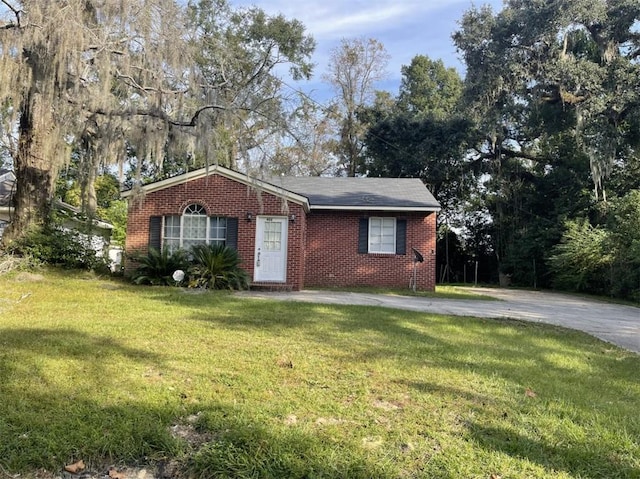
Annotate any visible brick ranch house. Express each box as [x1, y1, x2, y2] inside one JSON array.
[[123, 165, 441, 291]]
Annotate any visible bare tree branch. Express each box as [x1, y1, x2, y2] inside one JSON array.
[[79, 103, 226, 126], [114, 70, 187, 95], [0, 0, 21, 28]]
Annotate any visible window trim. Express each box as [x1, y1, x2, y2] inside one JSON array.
[[208, 216, 227, 244], [162, 204, 228, 252], [368, 216, 397, 254], [358, 216, 407, 256]]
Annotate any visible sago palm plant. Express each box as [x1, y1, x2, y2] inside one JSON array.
[[130, 248, 189, 286], [189, 244, 250, 290]]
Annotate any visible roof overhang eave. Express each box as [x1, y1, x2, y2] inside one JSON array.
[[0, 205, 113, 230], [309, 205, 441, 213]]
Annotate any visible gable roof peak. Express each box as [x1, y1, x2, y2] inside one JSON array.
[[121, 164, 311, 211]]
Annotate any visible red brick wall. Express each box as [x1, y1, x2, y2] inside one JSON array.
[[125, 174, 306, 290], [304, 211, 437, 291]]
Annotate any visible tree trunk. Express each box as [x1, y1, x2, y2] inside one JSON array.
[[344, 113, 359, 177], [80, 158, 98, 216], [2, 89, 58, 245]]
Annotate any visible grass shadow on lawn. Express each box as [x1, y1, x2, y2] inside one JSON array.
[[468, 421, 640, 479], [0, 327, 172, 470], [184, 404, 401, 479], [4, 274, 635, 478], [184, 293, 637, 397], [174, 293, 640, 478], [0, 326, 391, 478]]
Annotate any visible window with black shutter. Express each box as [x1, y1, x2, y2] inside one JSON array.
[[358, 217, 406, 255], [149, 216, 162, 250], [148, 204, 239, 252]]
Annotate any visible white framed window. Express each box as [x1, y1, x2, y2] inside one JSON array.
[[369, 217, 396, 253], [262, 220, 282, 251], [163, 204, 227, 252], [209, 217, 227, 245], [163, 215, 181, 252]]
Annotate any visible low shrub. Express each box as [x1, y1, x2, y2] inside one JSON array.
[[130, 244, 250, 290], [5, 224, 108, 272], [129, 248, 190, 286], [188, 243, 250, 290]]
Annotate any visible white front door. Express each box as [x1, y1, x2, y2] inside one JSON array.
[[254, 216, 288, 282]]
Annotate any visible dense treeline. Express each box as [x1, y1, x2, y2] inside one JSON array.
[[361, 1, 640, 300]]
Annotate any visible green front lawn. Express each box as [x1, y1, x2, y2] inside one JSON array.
[[0, 270, 638, 478]]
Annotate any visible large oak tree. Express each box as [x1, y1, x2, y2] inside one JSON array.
[[451, 0, 640, 291], [0, 0, 313, 244], [453, 0, 640, 200]]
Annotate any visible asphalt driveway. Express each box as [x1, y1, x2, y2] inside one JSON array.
[[238, 288, 640, 354]]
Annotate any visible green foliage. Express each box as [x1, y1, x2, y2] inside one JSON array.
[[92, 173, 128, 246], [129, 248, 190, 286], [130, 244, 249, 290], [188, 243, 250, 290], [453, 0, 640, 194], [547, 191, 640, 300], [440, 0, 640, 290], [56, 171, 127, 246], [607, 190, 640, 300], [98, 199, 127, 246], [4, 223, 108, 272], [485, 135, 596, 288], [549, 219, 612, 293], [397, 55, 463, 118]]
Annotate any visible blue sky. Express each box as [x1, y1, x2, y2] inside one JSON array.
[[230, 0, 505, 102]]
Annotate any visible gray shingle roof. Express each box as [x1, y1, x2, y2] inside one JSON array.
[[265, 176, 440, 211], [122, 165, 441, 212]]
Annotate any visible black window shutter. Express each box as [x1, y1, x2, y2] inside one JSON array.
[[226, 217, 238, 250], [396, 219, 407, 255], [149, 216, 162, 250], [358, 218, 369, 254]]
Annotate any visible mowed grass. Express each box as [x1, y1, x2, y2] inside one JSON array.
[[0, 270, 638, 478]]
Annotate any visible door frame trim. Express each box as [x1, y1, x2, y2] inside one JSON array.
[[253, 215, 288, 282]]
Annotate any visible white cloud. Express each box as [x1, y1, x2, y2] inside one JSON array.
[[230, 0, 504, 97], [236, 1, 472, 40], [294, 4, 419, 39]]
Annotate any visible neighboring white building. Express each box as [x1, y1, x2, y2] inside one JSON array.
[[0, 169, 114, 258]]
